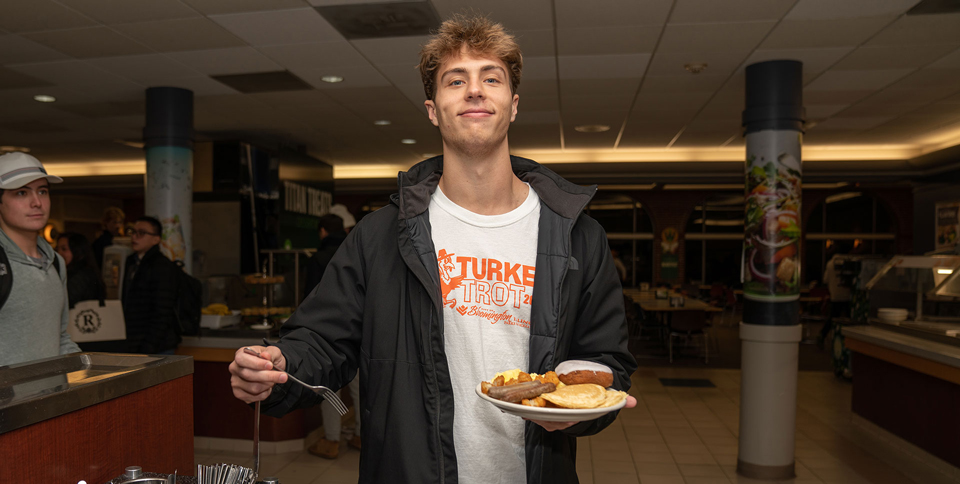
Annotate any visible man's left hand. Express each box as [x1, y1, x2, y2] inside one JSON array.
[[528, 395, 637, 432]]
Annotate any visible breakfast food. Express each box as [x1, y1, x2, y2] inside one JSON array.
[[202, 303, 231, 316], [555, 360, 614, 388], [481, 364, 626, 410]]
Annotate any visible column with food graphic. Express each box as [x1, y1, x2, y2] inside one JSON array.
[[736, 60, 804, 481]]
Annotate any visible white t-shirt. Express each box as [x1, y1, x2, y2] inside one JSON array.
[[429, 183, 540, 484]]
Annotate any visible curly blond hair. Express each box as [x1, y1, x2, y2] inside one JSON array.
[[418, 14, 523, 100]]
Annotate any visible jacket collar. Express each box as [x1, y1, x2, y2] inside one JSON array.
[[392, 155, 596, 220], [0, 228, 56, 268]]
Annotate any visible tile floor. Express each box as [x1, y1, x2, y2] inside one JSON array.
[[194, 368, 954, 484]]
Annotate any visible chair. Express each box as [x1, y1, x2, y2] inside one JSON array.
[[668, 310, 710, 363]]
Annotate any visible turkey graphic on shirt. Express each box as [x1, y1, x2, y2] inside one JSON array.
[[438, 249, 465, 308]]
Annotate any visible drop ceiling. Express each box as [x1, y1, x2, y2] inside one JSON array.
[[1, 0, 959, 184]]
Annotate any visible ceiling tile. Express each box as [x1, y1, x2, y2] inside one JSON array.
[[832, 44, 959, 70], [516, 79, 558, 98], [554, 0, 672, 29], [295, 64, 392, 89], [113, 18, 247, 53], [646, 51, 751, 77], [350, 36, 428, 66], [806, 104, 850, 119], [150, 76, 239, 96], [560, 78, 640, 99], [563, 130, 619, 149], [377, 62, 422, 86], [785, 0, 920, 20], [168, 47, 283, 75], [671, 0, 796, 23], [557, 54, 650, 79], [671, 131, 735, 147], [0, 35, 71, 65], [512, 30, 556, 57], [742, 47, 854, 82], [641, 74, 727, 93], [210, 8, 343, 46], [659, 22, 775, 53], [562, 93, 633, 113], [805, 69, 912, 91], [928, 46, 960, 69], [632, 91, 713, 116], [866, 12, 960, 46], [8, 60, 122, 86], [814, 116, 895, 130], [512, 109, 560, 125], [760, 17, 894, 49], [0, 0, 98, 33], [56, 0, 201, 24], [884, 68, 960, 90], [24, 28, 152, 59], [803, 90, 874, 104], [508, 124, 562, 150], [518, 95, 559, 112], [259, 41, 370, 71], [320, 86, 410, 106], [836, 102, 923, 117], [556, 26, 659, 56], [181, 0, 311, 15], [0, 67, 53, 89], [88, 54, 199, 83], [434, 0, 554, 31], [519, 56, 557, 81]]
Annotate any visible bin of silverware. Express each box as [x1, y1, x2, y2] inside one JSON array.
[[105, 464, 280, 484]]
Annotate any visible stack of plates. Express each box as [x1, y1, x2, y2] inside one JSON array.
[[878, 308, 908, 325]]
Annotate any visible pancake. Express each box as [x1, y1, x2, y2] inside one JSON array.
[[539, 384, 607, 409], [601, 389, 628, 407]]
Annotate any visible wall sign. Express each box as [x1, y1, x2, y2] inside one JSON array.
[[283, 180, 331, 217], [936, 201, 960, 250]]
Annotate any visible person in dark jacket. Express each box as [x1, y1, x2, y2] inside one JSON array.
[[121, 216, 180, 354], [57, 232, 126, 352], [91, 206, 124, 269], [303, 213, 347, 300], [230, 15, 637, 484]]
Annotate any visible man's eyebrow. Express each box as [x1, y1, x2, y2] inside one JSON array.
[[439, 64, 507, 82]]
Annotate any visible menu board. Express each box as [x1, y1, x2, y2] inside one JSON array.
[[936, 201, 960, 250]]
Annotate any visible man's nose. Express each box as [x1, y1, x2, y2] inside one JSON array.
[[465, 79, 484, 99], [29, 191, 42, 207]]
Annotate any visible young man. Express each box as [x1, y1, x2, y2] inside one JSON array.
[[121, 216, 180, 354], [0, 152, 80, 366], [229, 15, 636, 483]]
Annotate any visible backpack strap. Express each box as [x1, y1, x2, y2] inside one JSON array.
[[0, 246, 11, 311]]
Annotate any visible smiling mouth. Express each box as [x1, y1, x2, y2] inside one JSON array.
[[460, 110, 493, 117]]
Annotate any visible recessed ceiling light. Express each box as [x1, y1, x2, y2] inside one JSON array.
[[0, 146, 30, 152], [574, 124, 610, 133], [401, 139, 417, 144], [684, 63, 708, 74], [422, 153, 437, 158], [320, 75, 343, 83], [33, 94, 56, 103], [374, 120, 391, 126]]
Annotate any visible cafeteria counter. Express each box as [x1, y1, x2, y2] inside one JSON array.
[[842, 325, 960, 476]]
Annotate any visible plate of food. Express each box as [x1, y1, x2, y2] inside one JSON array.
[[475, 361, 629, 422]]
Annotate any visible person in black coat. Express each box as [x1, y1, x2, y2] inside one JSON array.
[[303, 214, 347, 301], [57, 232, 127, 352], [121, 216, 180, 354], [91, 207, 124, 269]]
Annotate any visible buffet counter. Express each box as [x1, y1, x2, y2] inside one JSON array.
[[0, 353, 194, 483], [177, 329, 323, 453], [843, 325, 960, 474]]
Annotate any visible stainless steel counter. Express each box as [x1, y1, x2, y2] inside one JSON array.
[[843, 325, 960, 369], [0, 352, 193, 434]]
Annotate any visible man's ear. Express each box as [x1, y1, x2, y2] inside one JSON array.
[[510, 94, 519, 123], [425, 99, 440, 127]]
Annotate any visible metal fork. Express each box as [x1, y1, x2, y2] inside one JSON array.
[[242, 347, 348, 416]]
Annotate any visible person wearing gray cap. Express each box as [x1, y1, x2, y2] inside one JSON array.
[[0, 152, 80, 366]]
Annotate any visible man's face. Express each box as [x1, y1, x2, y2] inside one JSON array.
[[425, 49, 519, 157], [130, 221, 161, 254], [0, 178, 51, 234]]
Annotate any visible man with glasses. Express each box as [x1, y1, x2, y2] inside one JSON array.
[[121, 216, 180, 354], [0, 152, 80, 366]]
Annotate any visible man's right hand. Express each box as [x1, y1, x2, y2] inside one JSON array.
[[229, 345, 288, 403]]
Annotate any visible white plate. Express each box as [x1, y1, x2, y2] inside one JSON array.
[[475, 383, 627, 422], [249, 323, 273, 330]]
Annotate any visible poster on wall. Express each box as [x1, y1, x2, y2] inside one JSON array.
[[936, 201, 960, 250], [660, 227, 679, 281]]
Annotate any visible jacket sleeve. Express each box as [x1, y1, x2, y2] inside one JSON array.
[[261, 226, 365, 417], [142, 259, 179, 354], [560, 219, 637, 437], [57, 253, 81, 355]]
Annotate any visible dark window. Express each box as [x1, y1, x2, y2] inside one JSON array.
[[685, 239, 703, 284]]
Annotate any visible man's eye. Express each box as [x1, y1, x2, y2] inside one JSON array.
[[450, 80, 464, 86], [485, 78, 500, 83], [39, 190, 48, 195]]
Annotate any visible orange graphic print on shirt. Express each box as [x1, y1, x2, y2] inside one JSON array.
[[437, 248, 535, 329]]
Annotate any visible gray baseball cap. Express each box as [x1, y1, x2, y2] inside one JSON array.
[[0, 152, 63, 190]]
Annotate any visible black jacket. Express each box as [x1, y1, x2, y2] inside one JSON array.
[[121, 245, 180, 354], [304, 230, 347, 300], [264, 156, 636, 484]]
